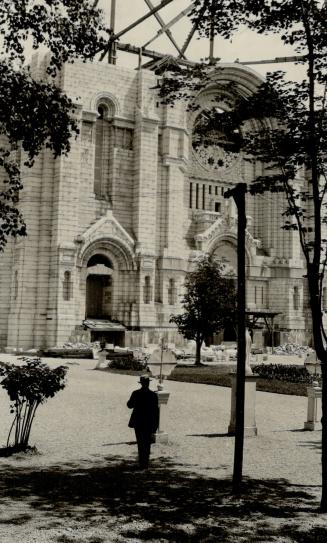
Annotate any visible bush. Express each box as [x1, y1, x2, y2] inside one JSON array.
[[0, 357, 67, 453], [251, 363, 314, 384], [108, 356, 146, 371]]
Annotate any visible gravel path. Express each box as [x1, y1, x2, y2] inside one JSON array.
[[0, 355, 324, 543]]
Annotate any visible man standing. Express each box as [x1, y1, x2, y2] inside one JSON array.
[[127, 375, 159, 469]]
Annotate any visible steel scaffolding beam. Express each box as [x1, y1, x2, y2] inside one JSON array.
[[143, 3, 194, 49]]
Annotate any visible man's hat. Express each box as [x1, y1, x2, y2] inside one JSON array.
[[139, 374, 151, 384]]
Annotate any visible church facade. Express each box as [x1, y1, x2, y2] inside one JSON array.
[[0, 56, 315, 350]]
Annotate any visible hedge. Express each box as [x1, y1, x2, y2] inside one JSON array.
[[251, 364, 315, 385]]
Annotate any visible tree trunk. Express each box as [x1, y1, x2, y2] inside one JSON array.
[[308, 272, 327, 511], [195, 338, 202, 365]]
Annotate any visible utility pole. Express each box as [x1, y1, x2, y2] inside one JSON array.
[[224, 182, 247, 494]]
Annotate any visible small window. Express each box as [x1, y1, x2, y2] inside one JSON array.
[[168, 278, 177, 305], [293, 286, 300, 311], [196, 184, 199, 209], [13, 270, 18, 300], [215, 186, 218, 196], [209, 185, 212, 195], [215, 202, 221, 213], [94, 104, 111, 197], [143, 276, 152, 304], [202, 185, 205, 210], [63, 271, 72, 301], [189, 182, 193, 208], [158, 134, 163, 155], [221, 187, 224, 195]]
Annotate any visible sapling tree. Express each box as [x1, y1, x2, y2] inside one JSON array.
[[161, 0, 327, 510], [170, 255, 236, 365], [0, 358, 67, 452]]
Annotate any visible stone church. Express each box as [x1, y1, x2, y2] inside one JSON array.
[[0, 55, 315, 350]]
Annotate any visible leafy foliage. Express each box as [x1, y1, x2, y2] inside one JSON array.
[[108, 356, 147, 371], [169, 365, 310, 395], [0, 0, 108, 250], [0, 357, 67, 451], [1, 0, 107, 75], [161, 0, 327, 339], [161, 0, 327, 506], [251, 363, 314, 385], [170, 255, 236, 364]]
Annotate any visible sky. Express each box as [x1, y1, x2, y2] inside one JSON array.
[[97, 0, 306, 81]]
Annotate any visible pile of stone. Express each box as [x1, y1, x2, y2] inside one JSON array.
[[62, 342, 94, 350], [43, 342, 94, 358], [273, 343, 314, 356]]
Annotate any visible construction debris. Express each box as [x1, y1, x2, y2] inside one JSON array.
[[273, 343, 314, 356]]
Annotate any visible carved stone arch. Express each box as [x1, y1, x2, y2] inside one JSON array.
[[79, 237, 135, 271], [187, 63, 272, 132], [90, 91, 120, 118], [209, 234, 252, 272], [205, 64, 264, 98], [188, 64, 274, 180]]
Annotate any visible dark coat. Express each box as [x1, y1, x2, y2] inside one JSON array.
[[127, 388, 159, 433]]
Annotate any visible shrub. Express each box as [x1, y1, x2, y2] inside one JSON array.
[[0, 357, 67, 452], [108, 356, 146, 371], [251, 364, 314, 384]]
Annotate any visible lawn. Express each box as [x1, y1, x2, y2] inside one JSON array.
[[106, 364, 309, 396], [168, 365, 309, 396]]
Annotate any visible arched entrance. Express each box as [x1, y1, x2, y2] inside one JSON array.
[[211, 240, 238, 344], [85, 254, 113, 319]]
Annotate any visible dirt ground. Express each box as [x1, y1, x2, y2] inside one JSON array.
[[0, 355, 325, 543]]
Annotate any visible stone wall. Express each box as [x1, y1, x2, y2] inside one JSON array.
[[0, 58, 315, 349]]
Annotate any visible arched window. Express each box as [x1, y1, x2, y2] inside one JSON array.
[[168, 278, 176, 305], [63, 271, 72, 301], [94, 102, 113, 198], [293, 286, 300, 311], [143, 276, 152, 304], [13, 270, 18, 300]]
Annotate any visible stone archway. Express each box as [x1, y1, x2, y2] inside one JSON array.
[[210, 239, 239, 344], [78, 237, 136, 327], [211, 240, 238, 274]]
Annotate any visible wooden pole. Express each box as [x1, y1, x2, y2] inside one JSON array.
[[100, 0, 175, 61], [209, 0, 215, 64], [225, 183, 247, 495], [109, 0, 117, 64], [143, 0, 186, 58]]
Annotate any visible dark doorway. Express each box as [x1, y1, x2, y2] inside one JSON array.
[[223, 323, 237, 341], [86, 274, 112, 318]]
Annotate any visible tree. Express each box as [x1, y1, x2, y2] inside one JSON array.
[[0, 0, 108, 250], [162, 0, 327, 510], [170, 255, 236, 365], [0, 358, 67, 453]]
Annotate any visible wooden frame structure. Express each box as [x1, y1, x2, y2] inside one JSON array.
[[101, 0, 305, 68]]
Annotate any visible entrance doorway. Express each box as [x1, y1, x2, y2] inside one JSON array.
[[85, 254, 113, 319], [86, 274, 112, 318]]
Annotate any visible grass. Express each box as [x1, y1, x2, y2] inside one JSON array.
[[168, 366, 308, 396], [102, 364, 309, 396]]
